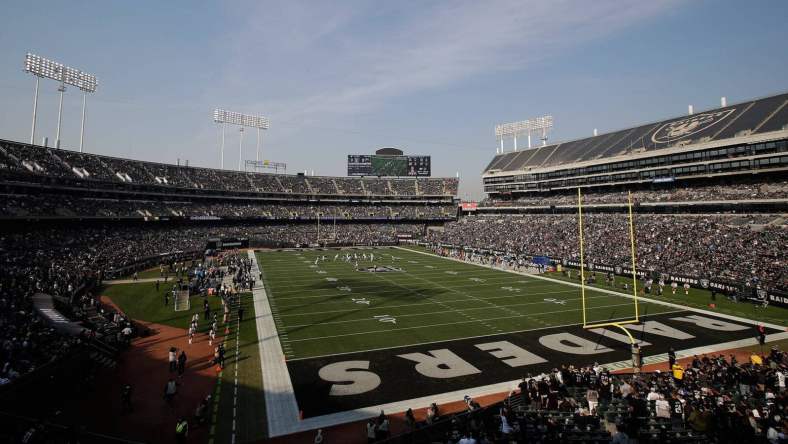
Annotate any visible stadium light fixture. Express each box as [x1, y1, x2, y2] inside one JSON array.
[[213, 109, 269, 170], [24, 53, 97, 151], [495, 115, 553, 152]]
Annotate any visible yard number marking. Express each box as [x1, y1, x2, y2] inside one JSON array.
[[374, 314, 397, 324], [543, 298, 567, 305]]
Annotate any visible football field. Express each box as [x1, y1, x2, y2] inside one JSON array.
[[258, 246, 673, 359], [252, 246, 787, 433]]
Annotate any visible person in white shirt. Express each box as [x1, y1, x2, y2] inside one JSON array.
[[457, 432, 477, 444], [168, 348, 177, 372], [587, 388, 599, 413], [620, 381, 633, 398], [647, 387, 661, 402], [777, 370, 785, 392], [365, 420, 376, 444], [655, 395, 671, 419]]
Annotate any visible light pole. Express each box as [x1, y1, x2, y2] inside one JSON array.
[[30, 76, 39, 144], [213, 108, 269, 170], [238, 127, 244, 171], [256, 127, 261, 162], [220, 123, 226, 169], [24, 53, 97, 150], [55, 79, 65, 148]]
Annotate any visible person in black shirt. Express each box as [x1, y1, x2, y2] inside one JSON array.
[[668, 347, 676, 370], [757, 324, 766, 346], [121, 384, 133, 414], [518, 377, 530, 406], [670, 395, 684, 430]]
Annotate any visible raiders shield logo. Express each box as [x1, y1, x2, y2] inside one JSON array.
[[615, 266, 623, 275], [700, 279, 709, 289], [651, 109, 736, 144]]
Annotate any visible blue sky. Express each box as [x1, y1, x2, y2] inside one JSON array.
[[1, 0, 786, 199]]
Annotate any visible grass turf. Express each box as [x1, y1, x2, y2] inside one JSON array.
[[100, 281, 223, 330], [542, 271, 788, 327], [257, 247, 683, 360], [213, 292, 266, 444]]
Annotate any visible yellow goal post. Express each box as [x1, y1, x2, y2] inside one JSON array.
[[577, 188, 641, 345]]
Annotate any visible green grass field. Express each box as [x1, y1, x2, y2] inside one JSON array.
[[101, 281, 223, 329], [543, 271, 788, 327], [257, 246, 685, 360], [213, 292, 266, 444]]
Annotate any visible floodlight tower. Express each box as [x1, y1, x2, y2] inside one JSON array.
[[213, 109, 269, 170], [495, 115, 553, 153], [24, 53, 97, 151]]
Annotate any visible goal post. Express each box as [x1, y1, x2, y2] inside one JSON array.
[[174, 288, 190, 312], [578, 188, 641, 344]]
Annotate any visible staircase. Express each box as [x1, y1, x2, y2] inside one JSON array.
[[274, 176, 286, 192]]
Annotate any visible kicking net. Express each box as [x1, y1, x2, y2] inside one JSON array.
[[174, 289, 190, 312]]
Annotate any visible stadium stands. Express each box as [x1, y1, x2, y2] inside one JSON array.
[[483, 93, 788, 197], [485, 93, 788, 174], [0, 139, 459, 198], [428, 214, 787, 290], [0, 195, 456, 220], [477, 176, 788, 208]]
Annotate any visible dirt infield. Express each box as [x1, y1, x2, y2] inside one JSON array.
[[66, 296, 218, 443]]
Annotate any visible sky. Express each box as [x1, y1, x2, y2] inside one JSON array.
[[1, 1, 787, 200]]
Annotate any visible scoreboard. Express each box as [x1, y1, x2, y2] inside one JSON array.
[[347, 155, 431, 177]]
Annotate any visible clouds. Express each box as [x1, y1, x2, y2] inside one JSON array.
[[223, 0, 676, 125]]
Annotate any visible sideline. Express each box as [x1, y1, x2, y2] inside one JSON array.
[[248, 250, 300, 438]]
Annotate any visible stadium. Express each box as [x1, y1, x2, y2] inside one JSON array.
[[2, 3, 788, 444]]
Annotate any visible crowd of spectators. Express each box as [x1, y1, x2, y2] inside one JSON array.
[[481, 178, 788, 208], [0, 194, 456, 220], [0, 221, 426, 386], [390, 348, 787, 443], [0, 140, 459, 197], [428, 214, 788, 290]]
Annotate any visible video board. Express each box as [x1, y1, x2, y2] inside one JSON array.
[[347, 155, 431, 177]]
